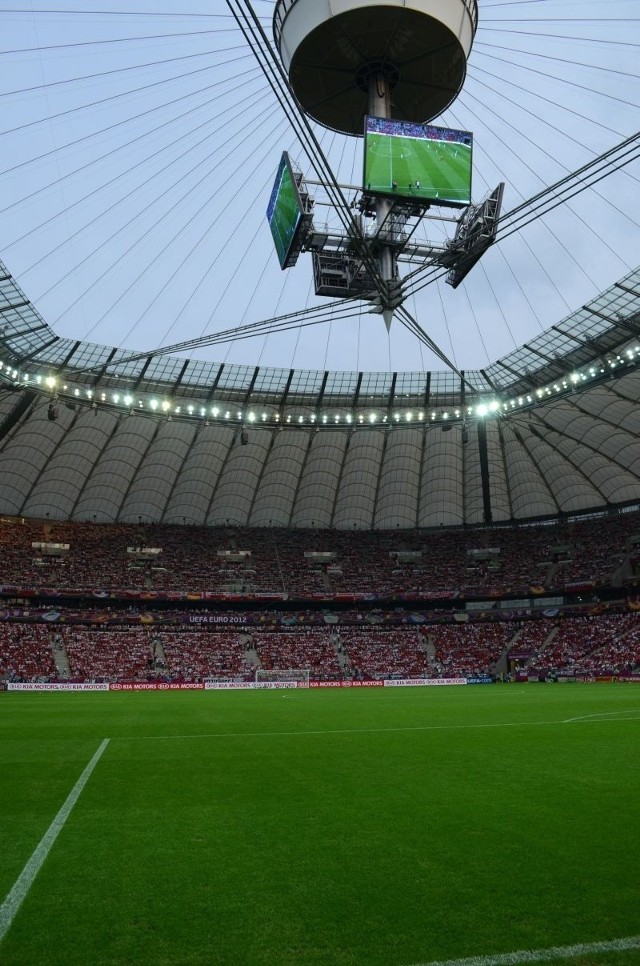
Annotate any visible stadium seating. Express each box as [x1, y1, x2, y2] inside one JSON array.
[[1, 512, 639, 684], [1, 611, 638, 683], [0, 623, 57, 681], [253, 630, 344, 680], [429, 622, 512, 677], [337, 627, 430, 679], [0, 511, 635, 597]]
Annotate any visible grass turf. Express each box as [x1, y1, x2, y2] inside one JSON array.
[[365, 133, 471, 205], [1, 685, 639, 965]]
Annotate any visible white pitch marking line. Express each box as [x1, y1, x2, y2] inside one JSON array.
[[120, 718, 606, 742], [0, 738, 110, 946], [117, 709, 640, 743], [564, 709, 640, 723], [405, 933, 640, 966]]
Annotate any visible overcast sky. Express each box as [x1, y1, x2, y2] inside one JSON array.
[[1, 0, 639, 376]]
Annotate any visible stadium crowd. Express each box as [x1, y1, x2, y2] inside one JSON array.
[[0, 511, 635, 598], [1, 612, 638, 684], [0, 511, 638, 684]]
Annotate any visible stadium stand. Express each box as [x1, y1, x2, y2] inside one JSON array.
[[429, 622, 512, 677], [1, 510, 639, 685], [0, 510, 636, 596], [337, 627, 430, 679], [0, 623, 57, 682], [1, 610, 636, 684], [253, 630, 344, 680]]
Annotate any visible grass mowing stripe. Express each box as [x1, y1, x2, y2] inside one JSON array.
[[0, 738, 109, 947], [407, 934, 640, 966]]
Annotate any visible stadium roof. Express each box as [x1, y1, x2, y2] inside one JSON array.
[[1, 256, 640, 412], [1, 253, 640, 529]]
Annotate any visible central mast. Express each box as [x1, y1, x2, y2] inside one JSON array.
[[269, 2, 500, 318], [369, 70, 395, 331]]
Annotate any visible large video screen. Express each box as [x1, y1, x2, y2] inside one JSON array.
[[364, 117, 473, 208], [266, 152, 304, 269]]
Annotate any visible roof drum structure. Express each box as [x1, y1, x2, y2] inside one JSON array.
[[1, 257, 640, 528], [273, 0, 478, 134], [0, 2, 639, 530]]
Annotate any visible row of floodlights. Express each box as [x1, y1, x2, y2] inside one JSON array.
[[1, 346, 639, 423]]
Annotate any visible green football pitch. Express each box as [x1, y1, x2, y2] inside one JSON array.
[[365, 133, 471, 205], [1, 686, 639, 966]]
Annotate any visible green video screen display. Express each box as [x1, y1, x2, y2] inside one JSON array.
[[266, 152, 304, 269], [364, 116, 473, 208]]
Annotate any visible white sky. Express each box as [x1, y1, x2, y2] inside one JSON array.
[[1, 0, 639, 375]]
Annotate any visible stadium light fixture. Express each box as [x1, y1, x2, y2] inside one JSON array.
[[6, 331, 640, 432]]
